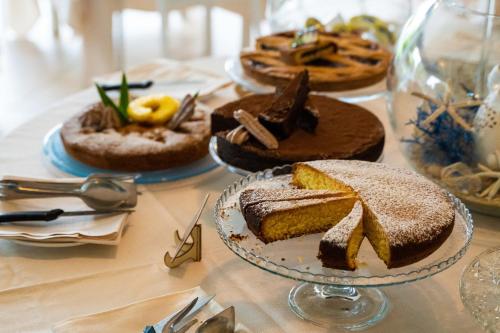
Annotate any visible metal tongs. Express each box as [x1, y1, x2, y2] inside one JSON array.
[[0, 175, 138, 210]]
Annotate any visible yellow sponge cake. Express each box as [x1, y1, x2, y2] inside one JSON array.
[[293, 160, 455, 268], [318, 201, 365, 270], [240, 188, 357, 243]]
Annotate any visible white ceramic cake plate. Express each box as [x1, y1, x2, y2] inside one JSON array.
[[224, 56, 387, 103], [213, 165, 474, 330]]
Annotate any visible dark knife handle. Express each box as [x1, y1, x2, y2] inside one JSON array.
[[0, 209, 64, 223], [143, 325, 155, 333], [100, 80, 153, 91]]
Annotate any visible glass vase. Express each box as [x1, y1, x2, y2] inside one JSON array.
[[387, 0, 500, 216]]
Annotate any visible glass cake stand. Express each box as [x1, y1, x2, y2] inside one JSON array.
[[225, 56, 387, 103], [209, 136, 385, 177], [214, 165, 474, 330], [208, 137, 251, 177]]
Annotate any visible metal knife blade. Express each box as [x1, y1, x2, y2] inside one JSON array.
[[150, 294, 215, 333]]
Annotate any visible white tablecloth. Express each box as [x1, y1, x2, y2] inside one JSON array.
[[0, 58, 498, 333]]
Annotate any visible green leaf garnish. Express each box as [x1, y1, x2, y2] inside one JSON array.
[[119, 73, 129, 119], [94, 73, 130, 124]]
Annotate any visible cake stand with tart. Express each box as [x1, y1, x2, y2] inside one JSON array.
[[214, 165, 474, 330], [228, 24, 392, 103]]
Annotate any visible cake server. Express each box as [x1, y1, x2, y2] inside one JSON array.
[[0, 208, 134, 223], [143, 294, 215, 333], [99, 79, 206, 91], [195, 306, 235, 333]]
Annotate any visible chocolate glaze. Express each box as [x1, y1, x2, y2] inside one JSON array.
[[212, 94, 385, 172], [298, 101, 319, 133], [258, 71, 309, 139], [318, 241, 351, 270]]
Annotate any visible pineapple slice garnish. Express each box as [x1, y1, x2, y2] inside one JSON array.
[[128, 95, 180, 125]]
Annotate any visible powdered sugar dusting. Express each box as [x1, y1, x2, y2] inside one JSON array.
[[249, 196, 355, 217], [240, 188, 350, 211], [303, 160, 455, 247], [322, 201, 363, 247], [62, 106, 210, 156]]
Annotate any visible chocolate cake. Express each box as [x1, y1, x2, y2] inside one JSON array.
[[212, 94, 385, 172], [258, 70, 309, 139]]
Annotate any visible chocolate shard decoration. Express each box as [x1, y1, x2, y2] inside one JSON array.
[[297, 100, 320, 133], [226, 125, 250, 145], [258, 71, 310, 139], [280, 41, 337, 65], [234, 109, 278, 150], [168, 93, 196, 130]]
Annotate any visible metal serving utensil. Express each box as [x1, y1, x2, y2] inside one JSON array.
[[0, 175, 137, 210], [195, 306, 235, 333], [143, 295, 215, 333]]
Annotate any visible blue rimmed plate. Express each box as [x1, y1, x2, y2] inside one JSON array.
[[43, 124, 219, 184]]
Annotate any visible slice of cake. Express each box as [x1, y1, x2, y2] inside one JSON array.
[[318, 201, 364, 271], [240, 188, 357, 243], [293, 160, 455, 268], [240, 188, 350, 213]]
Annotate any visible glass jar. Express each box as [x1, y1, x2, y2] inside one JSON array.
[[264, 0, 411, 48], [388, 0, 500, 216]]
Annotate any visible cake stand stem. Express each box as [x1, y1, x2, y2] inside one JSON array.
[[288, 282, 389, 330]]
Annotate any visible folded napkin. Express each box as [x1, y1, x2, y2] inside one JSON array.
[[53, 286, 251, 333], [0, 176, 130, 245]]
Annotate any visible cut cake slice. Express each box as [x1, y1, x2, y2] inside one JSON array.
[[239, 188, 357, 243], [318, 200, 365, 270]]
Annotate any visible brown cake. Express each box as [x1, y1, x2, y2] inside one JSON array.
[[318, 201, 365, 271], [293, 160, 456, 268], [240, 31, 391, 91], [61, 102, 210, 172], [239, 188, 357, 243], [212, 94, 385, 172]]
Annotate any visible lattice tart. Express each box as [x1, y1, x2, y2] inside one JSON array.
[[240, 30, 392, 91]]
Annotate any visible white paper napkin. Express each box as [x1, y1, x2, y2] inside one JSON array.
[[0, 176, 130, 245], [53, 286, 251, 333]]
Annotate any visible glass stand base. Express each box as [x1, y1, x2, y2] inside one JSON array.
[[288, 283, 389, 330]]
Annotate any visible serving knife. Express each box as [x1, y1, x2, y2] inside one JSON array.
[[99, 79, 206, 91], [0, 209, 134, 223]]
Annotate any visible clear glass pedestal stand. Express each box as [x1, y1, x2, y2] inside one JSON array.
[[289, 283, 389, 330], [214, 165, 474, 331]]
